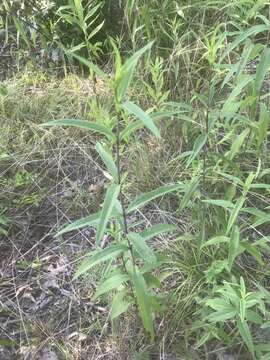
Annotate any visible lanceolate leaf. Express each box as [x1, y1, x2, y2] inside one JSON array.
[[96, 184, 120, 245], [56, 212, 100, 236], [202, 199, 234, 209], [226, 197, 245, 235], [122, 101, 160, 139], [186, 133, 207, 168], [253, 47, 270, 97], [127, 184, 183, 213], [93, 273, 129, 300], [117, 42, 154, 101], [237, 319, 255, 358], [132, 270, 154, 341], [128, 232, 156, 264], [220, 25, 268, 62], [140, 224, 177, 241], [110, 291, 132, 320], [96, 142, 118, 181], [74, 244, 128, 279], [67, 52, 108, 81], [228, 226, 240, 270], [41, 119, 115, 141]]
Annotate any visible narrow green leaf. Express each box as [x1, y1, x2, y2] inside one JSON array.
[[93, 273, 129, 300], [96, 184, 120, 245], [202, 199, 234, 209], [227, 128, 250, 161], [74, 244, 128, 279], [208, 308, 237, 322], [179, 177, 199, 211], [127, 183, 183, 214], [122, 101, 160, 139], [140, 224, 177, 241], [220, 25, 268, 62], [237, 319, 255, 358], [56, 212, 100, 236], [117, 42, 154, 101], [186, 133, 207, 168], [132, 270, 154, 341], [201, 236, 229, 249], [96, 143, 118, 181], [228, 226, 240, 270], [226, 197, 245, 235], [110, 291, 132, 320], [41, 119, 115, 141], [128, 232, 156, 264], [253, 47, 270, 97], [257, 103, 270, 148], [67, 52, 108, 81]]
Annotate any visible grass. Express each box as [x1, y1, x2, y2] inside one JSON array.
[[1, 1, 270, 359]]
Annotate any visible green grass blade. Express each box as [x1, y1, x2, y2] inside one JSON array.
[[186, 133, 207, 168]]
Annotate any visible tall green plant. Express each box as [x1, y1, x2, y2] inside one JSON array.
[[41, 42, 181, 340]]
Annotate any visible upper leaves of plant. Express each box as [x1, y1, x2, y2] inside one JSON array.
[[96, 184, 120, 245], [132, 269, 155, 341], [41, 119, 115, 141], [186, 133, 207, 168], [74, 244, 128, 279], [127, 183, 183, 213], [121, 101, 160, 139], [96, 143, 118, 182], [56, 211, 100, 236], [128, 232, 156, 264], [116, 41, 154, 102]]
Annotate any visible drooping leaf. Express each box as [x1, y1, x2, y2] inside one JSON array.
[[128, 232, 156, 264], [122, 101, 160, 139], [140, 224, 177, 241], [74, 244, 128, 279], [226, 128, 250, 161], [179, 176, 199, 210], [127, 183, 183, 213], [41, 119, 115, 141], [56, 212, 100, 236], [96, 184, 120, 245], [132, 270, 154, 341], [93, 273, 129, 300], [96, 143, 118, 181]]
